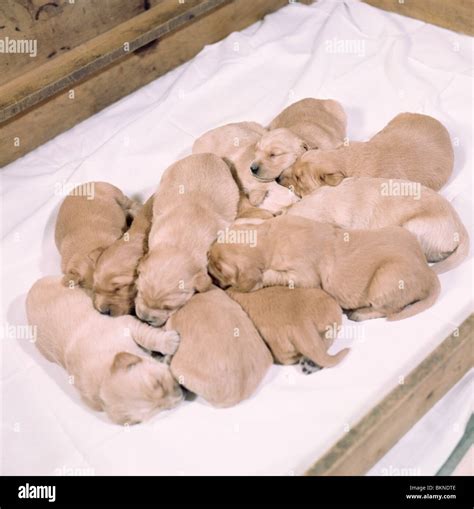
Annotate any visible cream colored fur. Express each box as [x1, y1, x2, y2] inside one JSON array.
[[26, 276, 183, 424], [227, 287, 349, 368], [135, 153, 240, 326], [93, 196, 154, 316], [251, 98, 347, 180], [55, 182, 140, 289], [280, 113, 454, 194], [168, 287, 272, 407], [208, 216, 440, 321], [285, 177, 469, 273], [193, 121, 299, 212]]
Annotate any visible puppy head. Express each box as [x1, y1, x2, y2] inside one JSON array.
[[208, 241, 263, 292], [62, 248, 104, 288], [100, 352, 183, 425], [278, 150, 345, 196], [250, 128, 309, 181], [93, 272, 137, 317], [135, 248, 212, 326], [92, 243, 142, 317]]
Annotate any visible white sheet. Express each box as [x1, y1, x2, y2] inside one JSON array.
[[368, 369, 473, 476], [1, 0, 472, 476]]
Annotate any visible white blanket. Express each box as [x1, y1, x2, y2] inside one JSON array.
[[1, 0, 472, 475]]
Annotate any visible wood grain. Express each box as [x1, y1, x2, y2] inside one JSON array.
[[306, 313, 473, 476], [0, 0, 155, 86], [363, 0, 474, 35], [0, 0, 308, 167], [0, 0, 230, 122]]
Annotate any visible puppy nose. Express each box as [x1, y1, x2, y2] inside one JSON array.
[[99, 307, 111, 316], [250, 162, 260, 174]]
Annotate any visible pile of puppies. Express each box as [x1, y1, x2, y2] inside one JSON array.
[[26, 98, 469, 425]]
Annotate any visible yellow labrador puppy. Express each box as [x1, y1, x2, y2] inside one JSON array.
[[55, 182, 140, 289], [26, 276, 183, 425], [93, 196, 154, 316], [193, 122, 299, 211], [168, 287, 272, 407], [230, 144, 300, 210], [279, 113, 453, 194], [193, 121, 267, 159], [208, 216, 440, 322], [285, 177, 469, 274], [250, 98, 347, 180], [135, 153, 240, 327], [227, 287, 349, 371]]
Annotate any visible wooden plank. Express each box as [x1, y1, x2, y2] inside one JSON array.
[[0, 0, 307, 168], [0, 0, 154, 86], [362, 0, 474, 36], [0, 0, 230, 122], [306, 313, 473, 476]]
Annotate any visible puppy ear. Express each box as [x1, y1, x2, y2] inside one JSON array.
[[193, 270, 212, 293], [110, 274, 134, 287], [63, 253, 90, 287], [88, 247, 104, 265], [111, 352, 142, 373], [321, 172, 344, 186], [248, 189, 268, 207], [235, 267, 261, 292], [62, 270, 83, 287]]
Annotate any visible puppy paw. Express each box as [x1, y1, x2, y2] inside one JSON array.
[[346, 310, 364, 322], [249, 189, 268, 207], [347, 308, 385, 321], [299, 357, 321, 375], [161, 330, 180, 355]]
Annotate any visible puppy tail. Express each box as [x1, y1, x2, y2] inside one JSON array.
[[293, 327, 350, 368], [431, 223, 470, 274], [387, 273, 441, 321]]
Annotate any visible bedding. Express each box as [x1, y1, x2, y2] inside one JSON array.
[[1, 0, 472, 475]]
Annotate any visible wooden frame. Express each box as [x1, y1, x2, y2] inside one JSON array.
[[362, 0, 474, 36], [0, 0, 311, 168], [306, 314, 473, 475], [305, 0, 473, 474]]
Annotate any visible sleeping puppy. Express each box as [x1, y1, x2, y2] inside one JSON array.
[[230, 144, 300, 211], [208, 216, 440, 321], [55, 182, 140, 289], [227, 287, 349, 371], [193, 121, 299, 211], [135, 153, 240, 327], [93, 196, 154, 317], [235, 194, 275, 224], [26, 276, 183, 425], [279, 113, 453, 195], [168, 286, 272, 407], [250, 98, 346, 181], [192, 121, 267, 159], [285, 177, 470, 274]]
